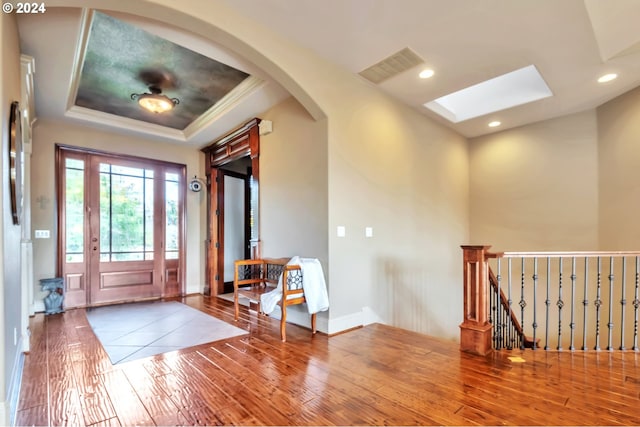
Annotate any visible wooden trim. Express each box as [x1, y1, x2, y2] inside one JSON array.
[[459, 245, 493, 356], [202, 119, 261, 295], [56, 143, 186, 170]]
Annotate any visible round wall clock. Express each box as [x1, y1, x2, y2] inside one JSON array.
[[8, 101, 22, 225]]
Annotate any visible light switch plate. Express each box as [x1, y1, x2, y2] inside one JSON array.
[[365, 227, 373, 237], [337, 226, 346, 237], [35, 230, 50, 239]]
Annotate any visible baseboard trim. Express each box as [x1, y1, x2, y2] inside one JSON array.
[[33, 300, 45, 313], [0, 400, 7, 427], [327, 311, 364, 335], [7, 338, 25, 426]]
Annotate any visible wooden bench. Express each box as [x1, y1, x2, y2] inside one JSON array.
[[233, 257, 317, 342]]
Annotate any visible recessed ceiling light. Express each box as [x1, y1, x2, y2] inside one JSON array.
[[419, 69, 435, 79], [488, 121, 501, 128], [423, 65, 552, 123], [597, 73, 618, 83]]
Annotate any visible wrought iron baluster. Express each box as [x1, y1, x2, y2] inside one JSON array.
[[607, 257, 615, 351], [633, 257, 639, 352], [557, 258, 564, 351], [532, 257, 538, 350], [520, 258, 526, 350], [582, 257, 589, 351], [500, 298, 505, 349], [496, 259, 503, 350], [490, 264, 496, 349], [570, 257, 576, 351], [594, 256, 602, 351], [508, 259, 513, 350], [620, 257, 627, 350], [545, 257, 551, 350]]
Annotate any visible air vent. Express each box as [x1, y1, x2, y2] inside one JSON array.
[[358, 47, 424, 84]]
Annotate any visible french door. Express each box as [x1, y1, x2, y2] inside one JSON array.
[[57, 146, 185, 308]]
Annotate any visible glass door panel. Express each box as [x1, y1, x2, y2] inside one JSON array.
[[165, 172, 179, 260], [65, 158, 85, 263], [163, 171, 181, 297], [99, 164, 154, 262]]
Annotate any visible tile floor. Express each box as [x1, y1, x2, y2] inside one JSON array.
[[85, 300, 248, 364]]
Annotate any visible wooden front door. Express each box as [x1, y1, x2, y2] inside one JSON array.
[[58, 146, 185, 307]]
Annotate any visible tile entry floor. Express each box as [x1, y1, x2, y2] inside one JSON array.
[[85, 300, 248, 364]]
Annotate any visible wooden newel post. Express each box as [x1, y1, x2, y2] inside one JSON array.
[[460, 245, 493, 356]]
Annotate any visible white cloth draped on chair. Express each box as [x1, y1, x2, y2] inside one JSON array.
[[260, 256, 329, 315]]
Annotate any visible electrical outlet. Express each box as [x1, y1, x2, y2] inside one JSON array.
[[365, 227, 373, 237]]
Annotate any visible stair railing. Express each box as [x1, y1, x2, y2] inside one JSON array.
[[461, 246, 640, 355]]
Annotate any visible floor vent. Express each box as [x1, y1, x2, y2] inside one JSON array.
[[358, 47, 424, 84]]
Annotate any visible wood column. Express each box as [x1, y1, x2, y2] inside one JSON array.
[[460, 245, 493, 356]]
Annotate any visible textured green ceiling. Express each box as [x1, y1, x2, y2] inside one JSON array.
[[75, 11, 249, 130]]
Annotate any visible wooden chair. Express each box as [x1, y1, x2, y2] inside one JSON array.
[[233, 257, 317, 342]]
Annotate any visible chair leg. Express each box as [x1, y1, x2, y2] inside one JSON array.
[[280, 304, 287, 342], [311, 312, 317, 334]]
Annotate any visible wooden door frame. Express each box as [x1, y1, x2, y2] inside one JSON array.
[[55, 144, 187, 307], [201, 118, 261, 295]]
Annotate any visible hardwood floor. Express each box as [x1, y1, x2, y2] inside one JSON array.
[[15, 295, 640, 426]]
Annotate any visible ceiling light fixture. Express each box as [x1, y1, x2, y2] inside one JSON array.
[[131, 86, 179, 113], [419, 69, 435, 79], [488, 121, 501, 128], [597, 73, 618, 83]]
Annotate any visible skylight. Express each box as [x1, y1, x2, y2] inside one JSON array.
[[423, 65, 552, 123]]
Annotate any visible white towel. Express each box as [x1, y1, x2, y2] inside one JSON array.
[[260, 256, 329, 315], [299, 258, 329, 314]]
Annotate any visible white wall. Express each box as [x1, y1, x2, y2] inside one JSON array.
[[30, 119, 206, 306], [1, 11, 24, 425], [327, 93, 469, 338], [469, 110, 600, 251], [258, 97, 330, 329], [598, 86, 640, 250], [260, 97, 329, 263]]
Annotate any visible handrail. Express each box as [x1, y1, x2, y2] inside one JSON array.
[[488, 250, 640, 258]]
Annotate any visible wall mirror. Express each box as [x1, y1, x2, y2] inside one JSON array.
[[8, 101, 22, 225]]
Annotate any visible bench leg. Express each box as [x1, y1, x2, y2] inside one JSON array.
[[311, 312, 317, 334], [234, 292, 239, 321], [280, 304, 287, 342]]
